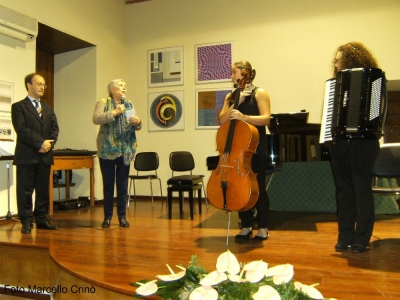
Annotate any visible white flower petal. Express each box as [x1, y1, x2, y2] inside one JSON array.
[[264, 264, 294, 285], [245, 270, 265, 283], [200, 270, 227, 286], [157, 270, 186, 281], [252, 285, 281, 300], [244, 260, 268, 273], [135, 280, 158, 296], [274, 265, 294, 285], [294, 282, 324, 299], [189, 286, 219, 300], [216, 250, 240, 275], [227, 274, 245, 283]]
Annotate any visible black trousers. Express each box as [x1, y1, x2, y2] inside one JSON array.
[[99, 156, 130, 221], [329, 138, 379, 246], [16, 163, 51, 224], [239, 154, 269, 228]]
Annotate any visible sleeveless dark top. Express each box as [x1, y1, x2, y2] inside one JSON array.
[[232, 87, 267, 155]]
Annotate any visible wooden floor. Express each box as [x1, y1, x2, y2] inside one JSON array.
[[0, 198, 400, 299]]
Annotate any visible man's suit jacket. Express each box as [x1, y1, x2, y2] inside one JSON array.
[[11, 97, 59, 165]]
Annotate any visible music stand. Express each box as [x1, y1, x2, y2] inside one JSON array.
[[0, 155, 18, 221]]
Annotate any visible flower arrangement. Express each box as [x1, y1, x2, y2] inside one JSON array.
[[132, 250, 336, 300]]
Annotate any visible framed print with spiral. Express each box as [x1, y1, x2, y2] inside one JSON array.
[[148, 91, 184, 131]]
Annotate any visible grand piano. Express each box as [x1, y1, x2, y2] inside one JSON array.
[[267, 111, 328, 166]]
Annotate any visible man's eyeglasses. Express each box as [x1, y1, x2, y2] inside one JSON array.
[[36, 83, 47, 89]]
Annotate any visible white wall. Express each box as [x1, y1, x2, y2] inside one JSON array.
[[125, 0, 400, 196], [0, 32, 35, 216], [0, 0, 126, 216]]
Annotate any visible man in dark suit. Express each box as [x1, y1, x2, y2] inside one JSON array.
[[11, 73, 59, 234]]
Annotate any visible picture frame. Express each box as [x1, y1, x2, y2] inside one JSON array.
[[195, 88, 231, 129], [195, 41, 233, 84], [148, 90, 184, 132], [148, 46, 184, 88], [0, 81, 14, 142]]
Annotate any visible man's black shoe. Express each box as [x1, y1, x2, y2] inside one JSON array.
[[351, 244, 367, 253], [335, 242, 350, 252], [21, 223, 31, 234], [36, 220, 57, 230]]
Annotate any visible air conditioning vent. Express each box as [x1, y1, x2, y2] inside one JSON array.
[[0, 4, 38, 42]]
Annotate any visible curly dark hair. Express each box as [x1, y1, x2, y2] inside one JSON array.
[[334, 42, 379, 76]]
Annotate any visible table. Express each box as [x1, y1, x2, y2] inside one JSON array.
[[50, 150, 96, 215]]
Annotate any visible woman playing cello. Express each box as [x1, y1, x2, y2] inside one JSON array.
[[219, 60, 271, 240]]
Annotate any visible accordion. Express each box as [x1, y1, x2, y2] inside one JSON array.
[[319, 68, 387, 144]]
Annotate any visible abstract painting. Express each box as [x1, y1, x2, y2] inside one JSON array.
[[148, 91, 184, 131], [148, 46, 183, 88], [196, 88, 231, 129], [0, 81, 13, 142], [195, 41, 233, 84]]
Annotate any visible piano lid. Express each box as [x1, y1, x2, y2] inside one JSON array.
[[269, 112, 320, 135], [270, 112, 308, 127]]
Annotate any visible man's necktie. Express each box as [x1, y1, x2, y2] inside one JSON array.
[[33, 100, 42, 118]]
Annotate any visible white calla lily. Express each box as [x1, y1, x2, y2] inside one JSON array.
[[228, 267, 246, 283], [200, 270, 228, 286], [244, 260, 268, 283], [189, 286, 219, 300], [135, 279, 158, 296], [294, 282, 324, 300], [157, 264, 186, 281], [252, 285, 281, 300], [216, 250, 240, 275], [264, 264, 294, 285]]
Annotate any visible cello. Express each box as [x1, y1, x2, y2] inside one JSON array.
[[207, 70, 259, 212]]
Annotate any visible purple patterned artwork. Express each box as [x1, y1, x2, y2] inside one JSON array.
[[197, 43, 232, 82]]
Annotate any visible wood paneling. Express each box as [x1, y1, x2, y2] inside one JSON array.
[[35, 23, 95, 108]]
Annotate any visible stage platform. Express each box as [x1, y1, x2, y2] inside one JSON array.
[[0, 199, 400, 299]]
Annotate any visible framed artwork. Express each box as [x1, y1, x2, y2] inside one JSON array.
[[0, 81, 13, 142], [148, 90, 184, 131], [195, 41, 233, 84], [148, 46, 183, 88], [196, 88, 231, 129]]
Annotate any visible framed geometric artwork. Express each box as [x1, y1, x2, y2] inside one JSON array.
[[195, 88, 231, 129], [148, 91, 184, 132], [148, 46, 184, 88], [0, 81, 14, 142], [195, 41, 233, 84]]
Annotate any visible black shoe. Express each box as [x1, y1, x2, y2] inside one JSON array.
[[254, 228, 269, 241], [21, 223, 31, 234], [36, 220, 57, 230], [351, 244, 367, 253], [102, 220, 111, 228], [335, 242, 351, 252], [119, 219, 130, 228], [235, 228, 252, 239]]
